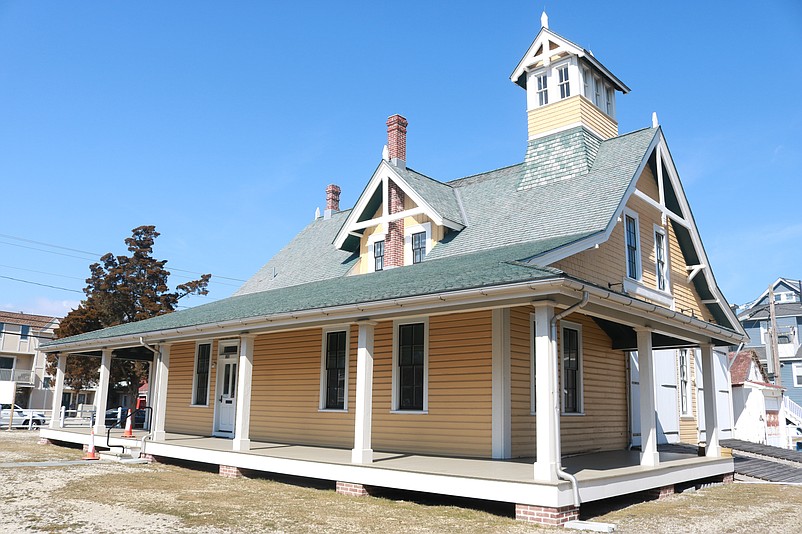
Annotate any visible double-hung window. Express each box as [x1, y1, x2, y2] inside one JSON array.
[[793, 363, 802, 387], [605, 86, 615, 116], [679, 349, 691, 415], [20, 325, 29, 341], [395, 321, 427, 411], [374, 240, 385, 272], [582, 68, 591, 98], [624, 211, 641, 280], [654, 227, 668, 291], [558, 65, 570, 99], [322, 330, 348, 410], [561, 323, 582, 414], [411, 232, 426, 264], [192, 343, 212, 406], [536, 74, 548, 106]]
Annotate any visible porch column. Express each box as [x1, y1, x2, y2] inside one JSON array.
[[635, 327, 659, 467], [533, 303, 559, 483], [700, 343, 721, 457], [49, 353, 67, 429], [233, 334, 256, 452], [93, 349, 112, 435], [151, 344, 171, 441], [352, 321, 376, 464], [491, 308, 512, 459]]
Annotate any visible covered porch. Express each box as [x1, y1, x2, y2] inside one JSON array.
[[39, 426, 733, 515]]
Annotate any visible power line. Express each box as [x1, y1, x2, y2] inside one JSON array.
[[0, 274, 83, 294], [0, 233, 247, 283], [0, 264, 86, 281]]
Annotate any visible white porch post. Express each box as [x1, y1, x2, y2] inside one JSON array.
[[151, 344, 171, 441], [49, 353, 67, 429], [491, 308, 512, 459], [533, 303, 559, 482], [352, 321, 376, 464], [233, 334, 255, 452], [93, 349, 112, 435], [636, 327, 659, 467], [700, 343, 721, 457]]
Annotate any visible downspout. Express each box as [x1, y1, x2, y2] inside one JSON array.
[[550, 291, 589, 507]]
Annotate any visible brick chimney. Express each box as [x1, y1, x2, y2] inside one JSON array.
[[385, 179, 405, 268], [324, 184, 341, 220], [386, 114, 408, 167]]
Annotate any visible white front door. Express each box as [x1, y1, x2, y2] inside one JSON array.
[[215, 355, 237, 435]]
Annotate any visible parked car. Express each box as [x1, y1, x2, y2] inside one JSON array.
[[104, 407, 147, 428], [0, 403, 46, 428]]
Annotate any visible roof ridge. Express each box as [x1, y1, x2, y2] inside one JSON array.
[[403, 167, 452, 188]]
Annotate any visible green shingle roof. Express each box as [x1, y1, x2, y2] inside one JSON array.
[[43, 125, 660, 350]]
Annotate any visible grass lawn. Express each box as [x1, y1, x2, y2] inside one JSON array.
[[2, 430, 802, 533]]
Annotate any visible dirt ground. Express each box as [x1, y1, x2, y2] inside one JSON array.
[[2, 431, 802, 533]]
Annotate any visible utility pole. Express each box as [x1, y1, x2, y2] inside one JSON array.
[[768, 284, 782, 386]]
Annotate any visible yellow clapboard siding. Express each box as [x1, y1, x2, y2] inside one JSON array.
[[527, 95, 618, 139], [165, 341, 216, 435]]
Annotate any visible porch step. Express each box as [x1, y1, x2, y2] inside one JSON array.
[[98, 448, 147, 464]]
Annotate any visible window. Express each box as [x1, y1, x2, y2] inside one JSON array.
[[594, 77, 603, 107], [322, 330, 348, 410], [412, 232, 426, 264], [393, 320, 428, 412], [561, 323, 582, 414], [558, 65, 570, 99], [793, 363, 802, 388], [605, 86, 615, 116], [192, 343, 212, 405], [624, 211, 641, 280], [20, 325, 29, 341], [582, 68, 591, 98], [536, 73, 548, 106], [374, 239, 385, 272], [654, 227, 668, 291], [679, 349, 690, 415], [0, 357, 12, 382]]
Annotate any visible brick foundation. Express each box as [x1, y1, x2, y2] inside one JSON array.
[[515, 504, 579, 526], [37, 438, 52, 445], [141, 453, 160, 464], [219, 465, 245, 478], [647, 484, 675, 499], [336, 481, 371, 497]]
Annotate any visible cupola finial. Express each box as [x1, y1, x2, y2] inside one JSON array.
[[540, 10, 549, 29], [652, 112, 659, 128]]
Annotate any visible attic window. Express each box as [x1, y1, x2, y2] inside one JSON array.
[[624, 211, 641, 280], [412, 232, 426, 264]]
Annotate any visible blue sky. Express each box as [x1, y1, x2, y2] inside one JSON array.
[[1, 1, 800, 317]]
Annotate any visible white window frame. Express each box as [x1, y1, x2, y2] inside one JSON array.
[[560, 321, 584, 415], [557, 64, 570, 99], [366, 232, 386, 273], [536, 72, 548, 107], [605, 85, 615, 118], [582, 67, 591, 98], [679, 349, 692, 416], [793, 363, 802, 388], [391, 317, 429, 413], [623, 208, 642, 281], [404, 222, 432, 266], [594, 76, 603, 107], [319, 325, 350, 412], [653, 224, 670, 293], [191, 341, 213, 407], [0, 355, 15, 382], [530, 313, 537, 415]]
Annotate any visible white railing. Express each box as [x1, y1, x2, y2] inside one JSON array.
[[0, 369, 35, 383], [783, 396, 802, 427]]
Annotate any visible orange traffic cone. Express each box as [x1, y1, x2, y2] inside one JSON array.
[[83, 428, 99, 460], [121, 409, 135, 438]]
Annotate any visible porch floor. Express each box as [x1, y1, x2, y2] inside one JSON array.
[[40, 427, 733, 507]]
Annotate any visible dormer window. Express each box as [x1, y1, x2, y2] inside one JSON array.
[[605, 87, 615, 117], [411, 232, 426, 264], [558, 65, 570, 99], [536, 74, 548, 106], [374, 240, 385, 272]]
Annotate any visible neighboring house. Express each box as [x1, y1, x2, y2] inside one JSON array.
[[730, 349, 786, 447], [39, 14, 746, 525], [0, 311, 60, 412], [737, 278, 802, 445]]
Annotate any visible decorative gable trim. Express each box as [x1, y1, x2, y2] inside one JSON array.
[[333, 161, 464, 251], [510, 27, 629, 93], [523, 128, 744, 335]]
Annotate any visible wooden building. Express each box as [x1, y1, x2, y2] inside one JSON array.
[[40, 13, 746, 525]]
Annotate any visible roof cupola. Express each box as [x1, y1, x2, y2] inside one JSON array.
[[510, 12, 630, 141]]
